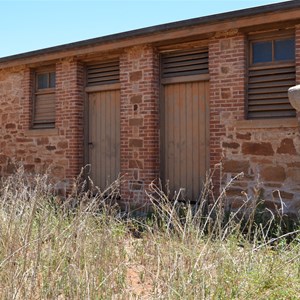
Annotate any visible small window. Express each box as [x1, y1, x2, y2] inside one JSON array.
[[37, 71, 56, 89], [33, 67, 56, 128], [251, 37, 295, 65], [274, 39, 295, 61], [247, 31, 296, 119], [252, 41, 272, 63]]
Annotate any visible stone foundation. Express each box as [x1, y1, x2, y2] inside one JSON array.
[[222, 119, 300, 216]]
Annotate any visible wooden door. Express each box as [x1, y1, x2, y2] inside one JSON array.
[[162, 81, 209, 202], [88, 89, 120, 189]]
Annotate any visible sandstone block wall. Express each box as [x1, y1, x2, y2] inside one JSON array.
[[0, 59, 84, 195], [221, 120, 300, 215], [211, 31, 300, 216]]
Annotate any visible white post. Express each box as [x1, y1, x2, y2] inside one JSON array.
[[288, 84, 300, 132], [288, 85, 300, 112]]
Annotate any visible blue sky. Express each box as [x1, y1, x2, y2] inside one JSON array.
[[0, 0, 291, 58]]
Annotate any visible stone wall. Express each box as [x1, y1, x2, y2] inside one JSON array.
[[212, 31, 300, 217], [0, 59, 84, 195], [222, 119, 300, 216]]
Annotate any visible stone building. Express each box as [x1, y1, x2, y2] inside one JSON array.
[[0, 1, 300, 215]]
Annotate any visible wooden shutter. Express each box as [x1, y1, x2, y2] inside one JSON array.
[[87, 60, 119, 86], [161, 49, 208, 78], [248, 64, 296, 119], [33, 92, 55, 128]]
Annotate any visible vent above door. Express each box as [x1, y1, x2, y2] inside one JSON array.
[[161, 49, 208, 78], [87, 60, 119, 86]]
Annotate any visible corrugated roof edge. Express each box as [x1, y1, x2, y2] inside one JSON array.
[[0, 0, 299, 63]]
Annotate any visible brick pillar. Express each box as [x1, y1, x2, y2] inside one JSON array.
[[20, 67, 33, 130], [120, 45, 159, 207], [56, 59, 84, 185], [209, 32, 246, 189]]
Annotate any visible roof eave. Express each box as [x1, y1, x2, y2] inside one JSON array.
[[0, 0, 300, 67]]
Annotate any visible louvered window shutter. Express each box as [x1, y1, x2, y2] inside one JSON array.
[[248, 65, 296, 118], [161, 49, 208, 78], [87, 60, 119, 86], [33, 93, 56, 128]]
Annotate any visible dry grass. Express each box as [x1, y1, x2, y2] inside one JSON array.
[[0, 167, 300, 299]]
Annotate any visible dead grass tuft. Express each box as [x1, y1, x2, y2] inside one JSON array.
[[0, 167, 299, 299]]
